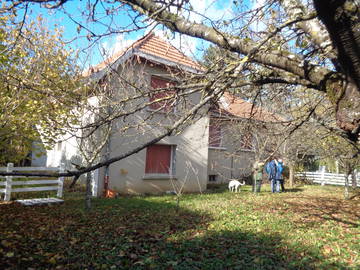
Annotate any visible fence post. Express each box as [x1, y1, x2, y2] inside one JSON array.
[[4, 163, 13, 201], [57, 163, 65, 198], [320, 166, 326, 186]]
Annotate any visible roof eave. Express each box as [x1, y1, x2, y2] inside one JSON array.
[[87, 48, 203, 82], [135, 51, 203, 74]]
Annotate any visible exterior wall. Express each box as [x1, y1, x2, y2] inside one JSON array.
[[208, 148, 254, 183], [108, 116, 209, 194], [31, 141, 47, 167], [207, 120, 255, 183], [31, 97, 102, 195], [32, 59, 209, 195], [106, 62, 209, 194]]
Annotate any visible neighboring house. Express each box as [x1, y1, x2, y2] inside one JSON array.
[[207, 92, 280, 183], [32, 32, 278, 195]]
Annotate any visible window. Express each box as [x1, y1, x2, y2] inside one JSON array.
[[209, 119, 222, 148], [149, 76, 176, 112], [208, 175, 217, 182], [145, 144, 176, 175], [240, 133, 253, 150]]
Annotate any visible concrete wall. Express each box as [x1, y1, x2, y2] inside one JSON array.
[[108, 116, 209, 194], [105, 60, 210, 194], [31, 97, 101, 194], [208, 148, 254, 183], [33, 59, 210, 195], [207, 121, 255, 183]]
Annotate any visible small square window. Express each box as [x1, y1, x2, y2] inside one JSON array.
[[209, 175, 217, 182], [145, 144, 176, 175]]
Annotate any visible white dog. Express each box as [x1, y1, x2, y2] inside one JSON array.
[[228, 180, 245, 192]]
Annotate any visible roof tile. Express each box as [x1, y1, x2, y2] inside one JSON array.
[[86, 32, 203, 76]]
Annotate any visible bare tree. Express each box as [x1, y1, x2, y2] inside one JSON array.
[[1, 0, 359, 184]]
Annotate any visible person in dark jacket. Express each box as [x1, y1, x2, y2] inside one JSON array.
[[276, 158, 285, 192], [266, 158, 278, 193], [275, 158, 285, 192]]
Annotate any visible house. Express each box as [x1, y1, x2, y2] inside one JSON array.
[[207, 92, 281, 183], [32, 33, 278, 195]]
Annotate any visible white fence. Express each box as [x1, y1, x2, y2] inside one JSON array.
[[296, 169, 360, 187], [0, 163, 65, 201]]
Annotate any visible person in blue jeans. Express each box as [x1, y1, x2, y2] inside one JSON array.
[[275, 158, 284, 192], [266, 158, 278, 193], [276, 159, 285, 192]]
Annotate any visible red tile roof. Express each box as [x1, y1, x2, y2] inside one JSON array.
[[86, 32, 203, 76], [215, 92, 283, 122], [137, 33, 203, 70]]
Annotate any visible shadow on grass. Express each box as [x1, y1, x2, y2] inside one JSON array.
[[0, 196, 353, 270], [284, 188, 304, 193], [284, 196, 359, 228]]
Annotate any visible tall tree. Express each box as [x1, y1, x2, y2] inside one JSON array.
[[0, 13, 83, 164], [1, 0, 359, 180], [9, 0, 359, 140]]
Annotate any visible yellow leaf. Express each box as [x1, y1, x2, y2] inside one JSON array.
[[5, 252, 14, 257], [48, 257, 57, 264]]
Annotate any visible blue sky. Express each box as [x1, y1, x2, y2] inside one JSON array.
[[23, 0, 253, 68]]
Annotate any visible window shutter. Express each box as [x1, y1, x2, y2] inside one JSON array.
[[149, 77, 175, 112], [209, 119, 222, 147], [145, 144, 172, 174]]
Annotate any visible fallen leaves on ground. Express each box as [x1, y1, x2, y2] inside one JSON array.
[[0, 185, 359, 269]]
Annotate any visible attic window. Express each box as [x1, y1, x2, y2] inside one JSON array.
[[149, 76, 176, 112]]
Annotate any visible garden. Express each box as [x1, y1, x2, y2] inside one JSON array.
[[0, 184, 359, 269]]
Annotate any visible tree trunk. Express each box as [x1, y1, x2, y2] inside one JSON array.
[[314, 0, 360, 140], [85, 172, 92, 210], [123, 0, 359, 141], [351, 169, 357, 189], [314, 0, 360, 90], [289, 163, 295, 188]]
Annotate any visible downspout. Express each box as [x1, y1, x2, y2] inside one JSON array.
[[103, 96, 112, 196]]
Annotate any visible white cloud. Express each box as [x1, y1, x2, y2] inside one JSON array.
[[189, 0, 233, 23], [100, 34, 140, 59], [154, 29, 198, 58], [154, 1, 233, 58], [100, 1, 234, 61]]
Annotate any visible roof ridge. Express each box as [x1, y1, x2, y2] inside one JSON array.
[[130, 31, 155, 51], [84, 31, 203, 76]]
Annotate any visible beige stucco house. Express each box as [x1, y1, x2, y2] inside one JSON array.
[[34, 33, 277, 195]]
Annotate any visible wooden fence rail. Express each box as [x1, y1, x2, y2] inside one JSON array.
[[0, 163, 65, 205], [295, 170, 359, 187]]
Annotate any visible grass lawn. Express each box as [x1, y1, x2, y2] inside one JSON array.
[[0, 184, 359, 269]]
